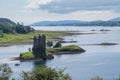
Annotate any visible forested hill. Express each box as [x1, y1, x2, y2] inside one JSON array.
[[0, 18, 16, 27], [0, 18, 34, 34]]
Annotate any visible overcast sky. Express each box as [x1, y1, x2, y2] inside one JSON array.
[[0, 0, 120, 24]]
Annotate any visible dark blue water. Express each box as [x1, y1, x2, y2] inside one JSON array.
[[0, 26, 120, 80]]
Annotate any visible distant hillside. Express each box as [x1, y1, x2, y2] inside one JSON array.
[[0, 18, 34, 34], [31, 17, 120, 26], [109, 17, 120, 21], [31, 20, 85, 26]]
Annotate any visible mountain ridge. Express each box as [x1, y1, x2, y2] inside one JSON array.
[[1, 17, 120, 26], [31, 20, 86, 26], [109, 17, 120, 21], [31, 17, 120, 26]]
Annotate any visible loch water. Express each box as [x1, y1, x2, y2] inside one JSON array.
[[0, 26, 120, 80]]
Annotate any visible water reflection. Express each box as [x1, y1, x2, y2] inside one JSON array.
[[33, 61, 46, 67]]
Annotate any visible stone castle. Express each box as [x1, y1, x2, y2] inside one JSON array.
[[32, 34, 46, 60]]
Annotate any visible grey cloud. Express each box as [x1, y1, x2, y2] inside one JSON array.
[[37, 0, 120, 13]]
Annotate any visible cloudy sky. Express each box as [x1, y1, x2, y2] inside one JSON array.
[[0, 0, 120, 24]]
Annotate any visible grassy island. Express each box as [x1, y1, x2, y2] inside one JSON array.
[[18, 45, 85, 61], [19, 51, 54, 61], [47, 45, 85, 54], [96, 42, 118, 45]]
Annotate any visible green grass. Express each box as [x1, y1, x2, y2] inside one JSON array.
[[20, 52, 34, 59], [20, 51, 54, 60], [47, 45, 85, 54], [20, 45, 85, 60], [0, 30, 66, 43]]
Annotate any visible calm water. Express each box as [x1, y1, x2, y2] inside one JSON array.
[[1, 26, 120, 80]]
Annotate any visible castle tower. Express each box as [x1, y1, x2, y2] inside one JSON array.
[[32, 34, 46, 60]]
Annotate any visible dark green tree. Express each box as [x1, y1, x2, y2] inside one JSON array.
[[0, 64, 13, 80], [47, 40, 53, 47], [0, 24, 15, 33], [0, 30, 4, 37], [15, 23, 34, 34], [116, 76, 120, 80], [0, 18, 34, 34], [53, 41, 62, 48], [22, 66, 71, 80]]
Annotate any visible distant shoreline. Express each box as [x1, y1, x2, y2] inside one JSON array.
[[0, 30, 100, 47], [31, 20, 120, 26]]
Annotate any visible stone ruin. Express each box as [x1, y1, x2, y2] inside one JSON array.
[[32, 34, 46, 60]]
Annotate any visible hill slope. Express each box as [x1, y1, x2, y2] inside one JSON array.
[[0, 18, 16, 26], [109, 17, 120, 21], [31, 19, 120, 26], [31, 20, 85, 26], [0, 18, 34, 34]]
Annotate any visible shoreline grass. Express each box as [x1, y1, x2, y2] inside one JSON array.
[[0, 30, 67, 44]]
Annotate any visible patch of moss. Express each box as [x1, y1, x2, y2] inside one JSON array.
[[20, 52, 34, 59], [20, 51, 54, 60]]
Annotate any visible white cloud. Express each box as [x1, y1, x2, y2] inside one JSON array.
[[24, 10, 120, 22], [22, 0, 120, 24], [50, 11, 120, 21], [0, 0, 120, 24], [26, 0, 120, 13], [26, 0, 54, 9]]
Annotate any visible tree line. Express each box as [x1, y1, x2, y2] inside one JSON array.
[[1, 63, 120, 80], [0, 64, 71, 80], [0, 18, 34, 34]]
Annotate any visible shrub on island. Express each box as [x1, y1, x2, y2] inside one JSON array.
[[53, 41, 62, 48], [46, 40, 53, 47], [20, 52, 34, 60]]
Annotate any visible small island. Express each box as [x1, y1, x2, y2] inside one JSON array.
[[96, 42, 118, 46], [47, 45, 85, 54], [18, 34, 85, 61]]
